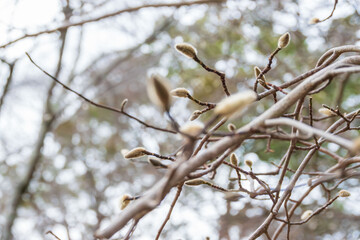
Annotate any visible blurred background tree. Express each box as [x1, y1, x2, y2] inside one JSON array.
[[0, 0, 360, 239]]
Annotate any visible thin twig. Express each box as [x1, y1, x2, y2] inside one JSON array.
[[25, 53, 176, 134], [193, 56, 230, 96], [155, 183, 184, 240]]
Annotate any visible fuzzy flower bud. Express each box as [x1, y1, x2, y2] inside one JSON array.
[[148, 157, 167, 168], [214, 91, 257, 119], [230, 153, 238, 166], [121, 99, 128, 110], [180, 122, 204, 137], [338, 190, 351, 198], [254, 66, 267, 86], [318, 108, 336, 116], [175, 43, 198, 59], [227, 123, 236, 132], [170, 88, 190, 98], [301, 210, 313, 220], [185, 178, 206, 186], [124, 147, 147, 159], [189, 110, 202, 121], [119, 194, 132, 210], [278, 32, 291, 49], [309, 18, 320, 24], [245, 159, 253, 169], [147, 74, 171, 112]]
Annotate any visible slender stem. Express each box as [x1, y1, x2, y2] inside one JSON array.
[[193, 56, 230, 96], [155, 183, 183, 240]]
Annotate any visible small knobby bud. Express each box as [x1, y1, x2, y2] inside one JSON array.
[[301, 210, 313, 220], [189, 110, 201, 121], [185, 178, 206, 186], [175, 43, 198, 59], [230, 153, 238, 166], [120, 194, 132, 210], [147, 74, 171, 112], [309, 17, 320, 24], [245, 159, 253, 169], [121, 99, 128, 110], [148, 157, 167, 168], [338, 190, 351, 198], [170, 88, 190, 98], [227, 123, 236, 132], [214, 91, 257, 119], [318, 107, 336, 116], [124, 147, 147, 159], [254, 66, 267, 86], [278, 32, 291, 49], [180, 122, 204, 137]]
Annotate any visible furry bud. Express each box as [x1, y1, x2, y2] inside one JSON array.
[[318, 108, 336, 116], [245, 159, 253, 169], [278, 32, 291, 49], [124, 147, 147, 159], [175, 43, 198, 59], [148, 157, 167, 168], [301, 210, 313, 220], [338, 190, 351, 198], [254, 66, 267, 86], [230, 153, 238, 166], [120, 194, 132, 210], [180, 122, 204, 137], [189, 110, 201, 121], [147, 74, 171, 111], [309, 18, 320, 24], [170, 88, 190, 98], [121, 99, 128, 110], [214, 91, 257, 119], [227, 123, 236, 132], [185, 178, 206, 186]]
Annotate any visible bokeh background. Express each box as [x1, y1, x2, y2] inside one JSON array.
[[0, 0, 360, 239]]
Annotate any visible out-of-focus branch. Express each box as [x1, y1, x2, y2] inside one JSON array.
[[155, 183, 183, 240], [0, 0, 225, 49]]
